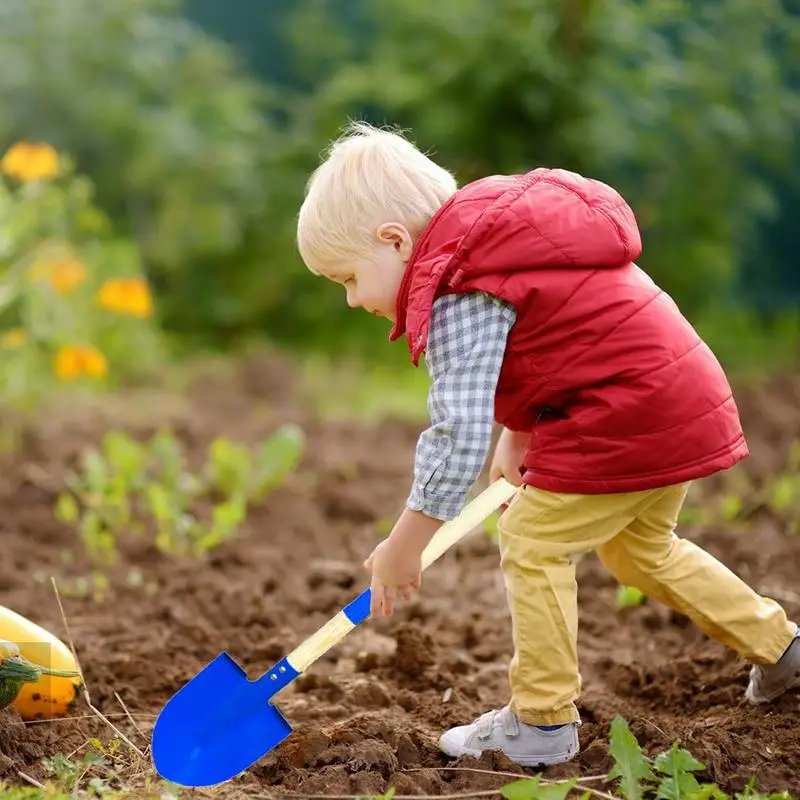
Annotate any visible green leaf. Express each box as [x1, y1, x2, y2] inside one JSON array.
[[502, 777, 542, 800], [501, 777, 577, 800], [608, 716, 655, 800], [734, 777, 794, 800], [208, 436, 251, 496], [616, 585, 646, 610], [250, 423, 305, 499], [212, 495, 246, 533], [482, 511, 500, 540], [55, 492, 80, 524], [654, 741, 705, 799], [769, 475, 798, 513], [150, 429, 186, 489], [82, 448, 109, 492], [102, 429, 145, 484], [689, 784, 729, 800], [78, 510, 117, 565], [144, 482, 172, 522], [719, 493, 743, 521]]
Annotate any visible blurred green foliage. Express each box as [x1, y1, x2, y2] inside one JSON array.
[[0, 0, 798, 364], [0, 144, 162, 418], [278, 0, 800, 318], [0, 0, 277, 339]]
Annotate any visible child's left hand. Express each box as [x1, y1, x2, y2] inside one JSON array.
[[363, 508, 441, 618], [363, 537, 421, 617]]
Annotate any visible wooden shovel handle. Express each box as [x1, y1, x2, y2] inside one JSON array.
[[420, 478, 516, 570], [285, 478, 517, 674]]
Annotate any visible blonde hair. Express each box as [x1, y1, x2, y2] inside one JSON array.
[[297, 122, 458, 274]]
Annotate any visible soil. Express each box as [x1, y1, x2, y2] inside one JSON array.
[[1, 352, 799, 798]]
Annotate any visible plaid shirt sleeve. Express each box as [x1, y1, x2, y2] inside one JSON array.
[[407, 291, 517, 521]]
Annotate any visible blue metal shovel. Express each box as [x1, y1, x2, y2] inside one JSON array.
[[150, 478, 516, 788]]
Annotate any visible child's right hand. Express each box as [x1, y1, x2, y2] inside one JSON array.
[[489, 427, 528, 486]]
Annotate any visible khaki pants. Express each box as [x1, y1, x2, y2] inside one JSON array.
[[498, 482, 796, 726]]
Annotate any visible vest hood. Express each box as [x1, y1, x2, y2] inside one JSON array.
[[391, 168, 643, 364]]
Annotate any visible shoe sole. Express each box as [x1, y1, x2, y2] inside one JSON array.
[[748, 632, 800, 705], [439, 739, 579, 767], [744, 678, 800, 706], [746, 672, 800, 705]]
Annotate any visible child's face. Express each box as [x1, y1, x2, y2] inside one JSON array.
[[322, 223, 414, 323]]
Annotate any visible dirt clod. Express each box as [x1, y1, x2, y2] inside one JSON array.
[[394, 621, 437, 678]]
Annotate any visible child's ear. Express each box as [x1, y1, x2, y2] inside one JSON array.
[[377, 223, 413, 259]]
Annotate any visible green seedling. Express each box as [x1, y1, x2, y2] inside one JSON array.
[[482, 510, 501, 541], [55, 424, 305, 563], [207, 422, 305, 500], [676, 440, 799, 537], [616, 585, 646, 610], [55, 430, 150, 563]]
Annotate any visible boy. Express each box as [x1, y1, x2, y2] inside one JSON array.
[[296, 122, 799, 767]]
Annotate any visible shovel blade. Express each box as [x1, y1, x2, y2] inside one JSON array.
[[151, 652, 295, 787]]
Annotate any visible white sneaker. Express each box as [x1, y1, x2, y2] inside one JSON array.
[[439, 706, 579, 767], [746, 629, 800, 705]]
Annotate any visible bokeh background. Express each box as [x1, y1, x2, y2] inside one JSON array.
[[0, 0, 798, 407]]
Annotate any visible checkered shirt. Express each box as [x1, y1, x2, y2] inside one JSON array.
[[406, 291, 517, 520]]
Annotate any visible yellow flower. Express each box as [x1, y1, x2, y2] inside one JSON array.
[[0, 141, 60, 183], [1, 328, 27, 348], [29, 258, 87, 295], [54, 345, 107, 382], [96, 277, 153, 318]]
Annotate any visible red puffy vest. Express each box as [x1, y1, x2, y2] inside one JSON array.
[[390, 168, 748, 494]]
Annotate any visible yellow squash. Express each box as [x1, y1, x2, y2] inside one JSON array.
[[0, 605, 82, 720]]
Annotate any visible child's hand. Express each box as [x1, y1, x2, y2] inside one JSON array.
[[363, 507, 441, 617], [489, 427, 528, 486], [363, 537, 422, 617]]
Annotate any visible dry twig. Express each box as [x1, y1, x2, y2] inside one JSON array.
[[24, 712, 156, 726], [51, 576, 146, 759], [270, 773, 619, 800], [115, 690, 149, 745], [16, 770, 44, 788], [405, 766, 608, 783]]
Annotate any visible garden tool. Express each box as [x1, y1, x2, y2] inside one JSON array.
[[150, 477, 516, 788]]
